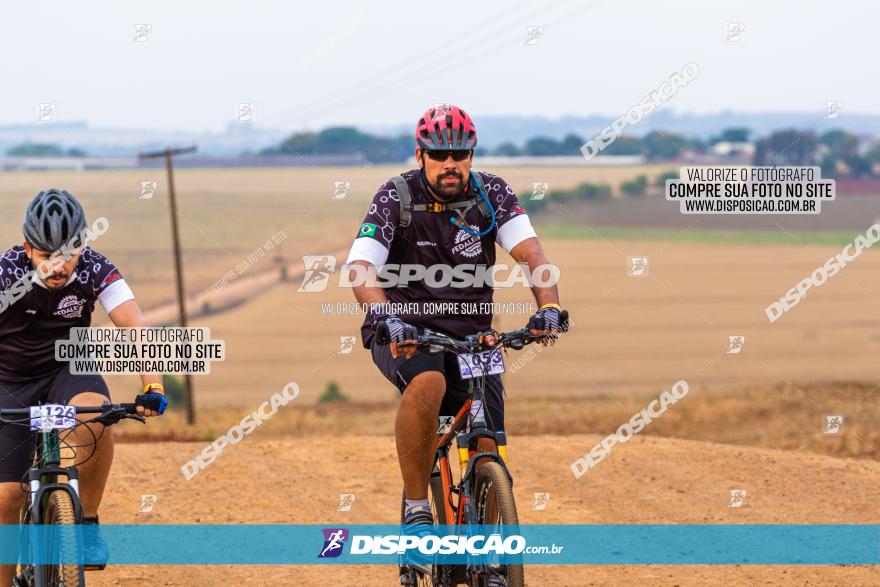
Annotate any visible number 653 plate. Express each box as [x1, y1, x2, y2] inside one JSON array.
[[457, 351, 505, 380], [30, 404, 76, 431]]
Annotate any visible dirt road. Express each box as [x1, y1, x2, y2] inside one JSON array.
[[90, 434, 879, 586]]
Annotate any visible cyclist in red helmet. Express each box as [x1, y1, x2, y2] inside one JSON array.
[[345, 104, 566, 532]]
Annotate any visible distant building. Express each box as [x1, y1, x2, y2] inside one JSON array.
[[710, 141, 755, 157], [0, 157, 138, 171]]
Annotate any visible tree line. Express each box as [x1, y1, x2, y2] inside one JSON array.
[[6, 126, 880, 178]]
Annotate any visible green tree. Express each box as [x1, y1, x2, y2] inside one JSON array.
[[820, 130, 859, 158], [603, 135, 642, 156], [819, 130, 870, 177], [493, 142, 521, 156], [642, 131, 685, 160], [524, 137, 562, 156], [656, 169, 679, 186], [866, 141, 880, 164], [753, 129, 817, 166], [561, 133, 585, 154], [6, 143, 65, 157], [319, 380, 349, 403], [317, 126, 367, 153], [620, 175, 648, 196], [713, 127, 751, 144], [266, 127, 410, 163], [275, 132, 320, 155]]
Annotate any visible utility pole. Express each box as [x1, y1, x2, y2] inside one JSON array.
[[138, 146, 198, 424]]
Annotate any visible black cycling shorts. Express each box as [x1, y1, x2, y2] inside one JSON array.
[[371, 335, 506, 433], [0, 369, 110, 483]]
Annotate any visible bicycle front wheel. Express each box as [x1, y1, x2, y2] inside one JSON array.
[[472, 462, 524, 587], [41, 490, 83, 587]]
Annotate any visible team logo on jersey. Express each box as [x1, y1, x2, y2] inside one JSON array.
[[54, 295, 87, 319], [357, 223, 377, 238], [451, 225, 482, 258]]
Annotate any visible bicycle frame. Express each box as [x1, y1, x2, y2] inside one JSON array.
[[432, 361, 513, 527]]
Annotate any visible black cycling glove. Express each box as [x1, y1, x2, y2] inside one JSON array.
[[135, 391, 168, 415], [382, 314, 419, 344], [526, 305, 562, 333]]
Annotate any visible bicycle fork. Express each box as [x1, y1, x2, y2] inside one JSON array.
[[21, 430, 86, 587]]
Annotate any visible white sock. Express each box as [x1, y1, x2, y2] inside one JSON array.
[[404, 498, 430, 516]]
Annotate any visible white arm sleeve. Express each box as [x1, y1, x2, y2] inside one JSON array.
[[98, 279, 135, 313], [345, 238, 389, 267], [497, 214, 538, 253]]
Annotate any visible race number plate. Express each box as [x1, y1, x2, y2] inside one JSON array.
[[457, 351, 505, 380], [30, 404, 76, 431]]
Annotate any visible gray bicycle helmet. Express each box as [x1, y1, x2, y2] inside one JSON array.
[[22, 189, 88, 252]]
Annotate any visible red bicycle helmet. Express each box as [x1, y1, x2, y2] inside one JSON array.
[[415, 104, 478, 151]]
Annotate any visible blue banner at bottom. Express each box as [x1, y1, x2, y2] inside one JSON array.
[[0, 524, 877, 565]]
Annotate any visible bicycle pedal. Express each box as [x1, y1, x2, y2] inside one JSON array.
[[84, 563, 107, 571]]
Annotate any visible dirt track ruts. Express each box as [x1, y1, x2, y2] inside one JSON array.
[[90, 434, 880, 586]]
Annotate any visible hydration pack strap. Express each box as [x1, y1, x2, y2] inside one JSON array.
[[393, 173, 491, 229]]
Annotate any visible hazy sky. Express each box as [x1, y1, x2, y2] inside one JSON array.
[[1, 0, 875, 133]]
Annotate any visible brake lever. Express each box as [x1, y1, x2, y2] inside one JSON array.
[[127, 414, 146, 424]]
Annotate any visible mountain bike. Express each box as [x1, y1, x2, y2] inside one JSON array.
[[376, 311, 569, 587], [0, 403, 145, 587]]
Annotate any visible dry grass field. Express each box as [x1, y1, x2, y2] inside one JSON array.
[[0, 165, 669, 309], [91, 237, 880, 415], [2, 167, 878, 586]]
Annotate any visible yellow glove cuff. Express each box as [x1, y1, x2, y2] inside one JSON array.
[[143, 383, 165, 394]]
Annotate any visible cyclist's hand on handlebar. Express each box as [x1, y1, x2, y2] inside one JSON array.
[[383, 314, 419, 359], [526, 305, 565, 346], [135, 384, 168, 417]]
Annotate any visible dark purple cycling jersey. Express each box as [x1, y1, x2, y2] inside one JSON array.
[[0, 246, 127, 381], [346, 169, 536, 347]]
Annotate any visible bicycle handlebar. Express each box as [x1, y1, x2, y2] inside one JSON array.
[[0, 403, 144, 427], [375, 309, 569, 353]]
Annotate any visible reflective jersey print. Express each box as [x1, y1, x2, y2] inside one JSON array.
[[346, 169, 537, 346], [0, 246, 134, 381]]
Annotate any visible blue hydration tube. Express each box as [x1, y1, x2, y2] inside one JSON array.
[[449, 171, 496, 237]]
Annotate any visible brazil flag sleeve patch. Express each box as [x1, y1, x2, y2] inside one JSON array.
[[357, 223, 377, 238]]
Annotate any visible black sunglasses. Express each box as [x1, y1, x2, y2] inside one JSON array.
[[424, 149, 472, 162]]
